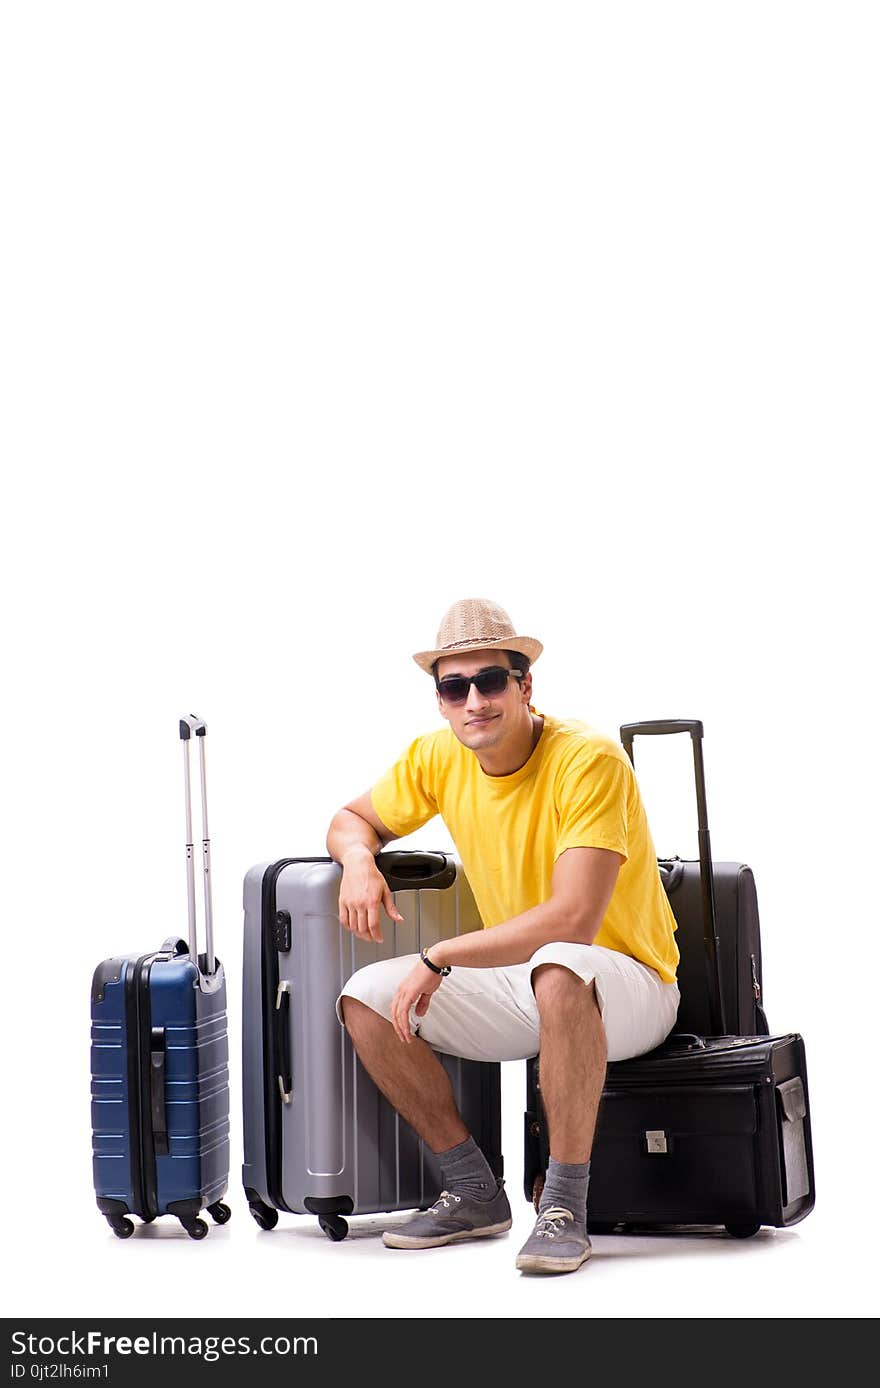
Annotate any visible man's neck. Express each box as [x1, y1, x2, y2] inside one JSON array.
[[476, 711, 544, 777]]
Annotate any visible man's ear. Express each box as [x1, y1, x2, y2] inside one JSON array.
[[521, 671, 533, 704]]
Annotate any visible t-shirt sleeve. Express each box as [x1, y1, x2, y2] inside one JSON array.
[[370, 736, 441, 839], [554, 752, 630, 861]]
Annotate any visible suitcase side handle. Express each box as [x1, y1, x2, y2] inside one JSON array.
[[150, 1026, 169, 1156], [619, 719, 727, 1035], [275, 981, 293, 1105], [658, 859, 685, 894], [159, 937, 189, 956], [180, 714, 216, 975], [376, 851, 457, 892], [661, 1032, 707, 1051]]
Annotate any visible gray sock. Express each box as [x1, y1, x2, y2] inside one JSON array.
[[539, 1158, 590, 1227], [436, 1135, 498, 1201]]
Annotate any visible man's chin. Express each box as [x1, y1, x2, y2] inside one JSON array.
[[459, 719, 503, 747]]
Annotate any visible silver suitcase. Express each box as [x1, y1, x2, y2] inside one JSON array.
[[241, 851, 503, 1240]]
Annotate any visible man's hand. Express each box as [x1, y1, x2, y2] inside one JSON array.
[[389, 957, 443, 1044], [338, 847, 404, 943]]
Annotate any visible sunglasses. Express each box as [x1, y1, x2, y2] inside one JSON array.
[[435, 666, 524, 705]]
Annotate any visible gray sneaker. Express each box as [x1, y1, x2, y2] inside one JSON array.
[[515, 1206, 592, 1274], [382, 1182, 512, 1250]]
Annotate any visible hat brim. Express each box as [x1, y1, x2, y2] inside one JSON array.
[[412, 636, 543, 675]]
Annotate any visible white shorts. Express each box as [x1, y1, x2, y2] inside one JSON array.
[[336, 942, 680, 1064]]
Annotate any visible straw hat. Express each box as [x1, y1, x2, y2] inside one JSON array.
[[412, 598, 543, 675]]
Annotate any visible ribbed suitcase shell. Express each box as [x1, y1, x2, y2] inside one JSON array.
[[91, 944, 230, 1236], [241, 854, 503, 1239]]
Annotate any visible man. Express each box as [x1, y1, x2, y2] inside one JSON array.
[[327, 598, 679, 1274]]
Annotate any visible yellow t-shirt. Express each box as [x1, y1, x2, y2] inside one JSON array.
[[370, 712, 679, 983]]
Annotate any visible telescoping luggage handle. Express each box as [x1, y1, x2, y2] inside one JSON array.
[[619, 719, 727, 1035], [179, 714, 216, 975]]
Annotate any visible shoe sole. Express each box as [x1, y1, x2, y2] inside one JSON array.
[[383, 1219, 513, 1250], [515, 1246, 592, 1274]]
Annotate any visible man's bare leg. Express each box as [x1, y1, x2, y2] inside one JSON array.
[[516, 964, 605, 1273], [340, 995, 468, 1150], [341, 994, 511, 1248], [532, 964, 606, 1163]]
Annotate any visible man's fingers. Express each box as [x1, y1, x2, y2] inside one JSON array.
[[339, 897, 390, 940], [384, 887, 404, 924], [390, 992, 415, 1044], [356, 907, 375, 939]]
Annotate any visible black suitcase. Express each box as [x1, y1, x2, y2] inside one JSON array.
[[655, 858, 767, 1038], [523, 719, 815, 1238]]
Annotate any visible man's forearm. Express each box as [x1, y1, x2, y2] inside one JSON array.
[[427, 896, 598, 971], [326, 809, 384, 865]]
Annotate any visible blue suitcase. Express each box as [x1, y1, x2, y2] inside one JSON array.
[[90, 716, 231, 1239]]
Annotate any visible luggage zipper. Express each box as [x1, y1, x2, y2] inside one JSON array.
[[124, 953, 155, 1220], [135, 954, 164, 1220], [261, 858, 332, 1214], [126, 949, 177, 1221]]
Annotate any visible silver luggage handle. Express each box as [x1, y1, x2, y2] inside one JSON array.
[[179, 714, 216, 975], [275, 981, 293, 1104]]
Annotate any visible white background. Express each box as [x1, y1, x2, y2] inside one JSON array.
[[2, 1, 877, 1322]]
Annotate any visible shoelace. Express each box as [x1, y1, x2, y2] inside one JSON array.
[[534, 1206, 575, 1239], [429, 1190, 462, 1213]]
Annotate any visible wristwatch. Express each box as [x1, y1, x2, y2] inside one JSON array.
[[420, 947, 451, 977]]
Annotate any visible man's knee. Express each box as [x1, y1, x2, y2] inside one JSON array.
[[340, 993, 385, 1037], [532, 962, 597, 1016]]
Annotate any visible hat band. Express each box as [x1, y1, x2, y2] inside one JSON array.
[[439, 635, 512, 652]]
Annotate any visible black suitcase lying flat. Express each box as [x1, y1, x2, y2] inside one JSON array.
[[547, 1033, 813, 1238], [523, 720, 815, 1237]]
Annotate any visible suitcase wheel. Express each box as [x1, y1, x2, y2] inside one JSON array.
[[107, 1215, 134, 1239], [319, 1214, 348, 1242], [180, 1217, 209, 1240], [725, 1222, 761, 1240], [248, 1200, 279, 1231], [208, 1201, 231, 1226]]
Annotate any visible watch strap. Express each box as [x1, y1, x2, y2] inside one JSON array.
[[420, 947, 451, 977]]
